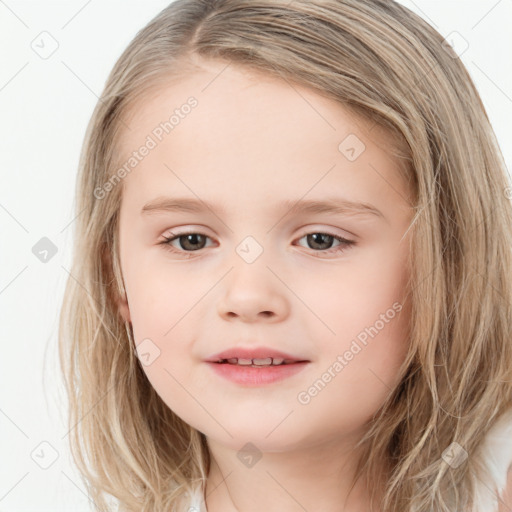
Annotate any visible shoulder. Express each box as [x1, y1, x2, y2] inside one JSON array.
[[498, 467, 512, 512]]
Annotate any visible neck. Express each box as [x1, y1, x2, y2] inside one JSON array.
[[203, 434, 385, 512]]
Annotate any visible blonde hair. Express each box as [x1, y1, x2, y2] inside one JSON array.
[[58, 1, 512, 510]]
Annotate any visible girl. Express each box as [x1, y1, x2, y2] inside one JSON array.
[[58, 1, 512, 511]]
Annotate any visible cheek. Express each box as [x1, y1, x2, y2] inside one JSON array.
[[130, 313, 198, 425], [124, 270, 207, 414], [296, 240, 409, 342], [300, 242, 410, 395], [295, 302, 409, 435], [126, 262, 203, 335]]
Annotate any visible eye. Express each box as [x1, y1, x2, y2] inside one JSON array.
[[161, 231, 214, 256], [295, 232, 356, 255], [159, 230, 356, 257]]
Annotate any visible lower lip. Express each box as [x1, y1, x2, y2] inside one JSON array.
[[207, 361, 309, 386]]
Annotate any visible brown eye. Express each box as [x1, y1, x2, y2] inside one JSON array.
[[295, 232, 355, 255], [306, 233, 336, 250], [161, 232, 213, 253], [160, 230, 356, 257]]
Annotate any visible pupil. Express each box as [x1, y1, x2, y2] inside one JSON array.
[[182, 234, 205, 251], [308, 233, 333, 250]]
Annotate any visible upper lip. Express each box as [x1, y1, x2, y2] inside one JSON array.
[[206, 346, 309, 363]]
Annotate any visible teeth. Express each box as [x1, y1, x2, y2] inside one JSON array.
[[221, 357, 287, 366], [252, 358, 273, 366]]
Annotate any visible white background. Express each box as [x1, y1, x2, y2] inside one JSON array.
[[1, 1, 511, 510]]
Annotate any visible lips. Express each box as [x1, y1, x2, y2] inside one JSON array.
[[206, 346, 309, 364]]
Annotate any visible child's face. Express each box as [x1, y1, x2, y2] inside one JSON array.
[[116, 58, 414, 452]]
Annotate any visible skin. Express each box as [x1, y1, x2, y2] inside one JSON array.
[[115, 55, 414, 512]]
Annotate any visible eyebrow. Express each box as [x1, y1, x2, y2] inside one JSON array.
[[141, 196, 385, 221]]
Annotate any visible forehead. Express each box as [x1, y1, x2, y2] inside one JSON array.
[[115, 58, 412, 215], [119, 56, 402, 153]]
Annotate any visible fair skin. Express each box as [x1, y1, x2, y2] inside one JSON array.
[[115, 56, 414, 512], [498, 468, 512, 512]]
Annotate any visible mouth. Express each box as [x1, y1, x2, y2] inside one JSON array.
[[206, 346, 309, 366], [205, 347, 310, 385], [214, 357, 306, 367], [206, 359, 309, 386]]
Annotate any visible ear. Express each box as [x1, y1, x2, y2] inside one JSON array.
[[102, 246, 131, 324], [117, 291, 132, 324]]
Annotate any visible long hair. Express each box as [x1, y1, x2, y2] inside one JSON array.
[[58, 1, 512, 510]]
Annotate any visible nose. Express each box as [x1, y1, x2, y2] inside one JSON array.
[[217, 266, 290, 323]]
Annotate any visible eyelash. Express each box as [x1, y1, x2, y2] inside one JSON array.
[[160, 230, 356, 257]]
